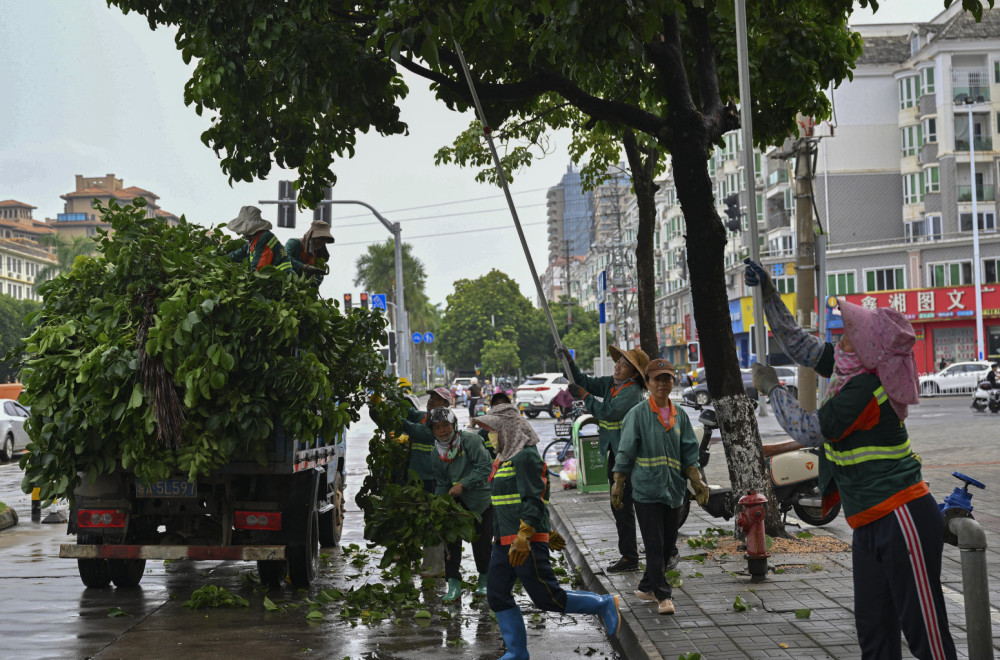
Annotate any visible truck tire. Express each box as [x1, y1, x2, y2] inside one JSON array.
[[319, 471, 345, 548], [77, 533, 111, 588], [287, 506, 319, 588], [257, 560, 287, 588], [108, 558, 146, 588]]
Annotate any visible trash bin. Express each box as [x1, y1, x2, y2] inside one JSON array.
[[572, 416, 608, 493]]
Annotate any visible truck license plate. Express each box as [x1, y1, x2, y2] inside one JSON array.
[[136, 479, 197, 498]]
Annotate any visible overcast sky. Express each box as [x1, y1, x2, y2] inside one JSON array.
[[0, 0, 949, 313]]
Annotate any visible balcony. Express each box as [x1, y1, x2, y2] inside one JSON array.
[[952, 67, 991, 104], [766, 168, 789, 187], [954, 137, 993, 152], [957, 185, 996, 203]]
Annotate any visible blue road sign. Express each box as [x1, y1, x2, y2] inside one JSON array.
[[569, 348, 576, 360], [411, 332, 423, 344], [370, 293, 387, 310], [436, 367, 444, 375], [423, 332, 434, 344]]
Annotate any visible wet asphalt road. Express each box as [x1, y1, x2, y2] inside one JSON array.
[[0, 407, 619, 660]]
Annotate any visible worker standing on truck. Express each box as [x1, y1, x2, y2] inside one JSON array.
[[555, 345, 648, 574], [285, 220, 334, 285], [227, 206, 297, 274]]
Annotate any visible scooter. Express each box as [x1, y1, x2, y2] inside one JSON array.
[[677, 403, 841, 528], [970, 380, 1000, 413]]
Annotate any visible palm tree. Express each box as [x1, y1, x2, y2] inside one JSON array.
[[354, 240, 437, 332], [35, 234, 99, 289]]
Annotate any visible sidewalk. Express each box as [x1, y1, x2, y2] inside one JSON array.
[[549, 480, 990, 659]]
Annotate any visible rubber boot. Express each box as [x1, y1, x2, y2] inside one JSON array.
[[474, 573, 489, 596], [419, 543, 445, 578], [564, 591, 621, 637], [494, 606, 529, 660], [442, 577, 463, 602]]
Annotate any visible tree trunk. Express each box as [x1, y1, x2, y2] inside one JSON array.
[[668, 137, 784, 536], [623, 131, 661, 360]]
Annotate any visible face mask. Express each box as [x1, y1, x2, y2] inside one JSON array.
[[488, 431, 499, 450]]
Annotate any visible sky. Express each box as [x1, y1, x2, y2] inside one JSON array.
[[0, 0, 950, 314]]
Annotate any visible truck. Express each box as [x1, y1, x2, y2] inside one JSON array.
[[58, 427, 347, 589]]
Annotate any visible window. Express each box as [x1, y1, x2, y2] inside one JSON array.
[[929, 261, 973, 287], [925, 166, 939, 193], [775, 277, 796, 294], [865, 267, 904, 292], [903, 172, 925, 204], [827, 271, 856, 295], [898, 76, 920, 109], [900, 125, 922, 156], [995, 61, 1000, 84], [960, 211, 996, 232], [923, 117, 937, 144], [984, 258, 1000, 284], [921, 66, 936, 94]]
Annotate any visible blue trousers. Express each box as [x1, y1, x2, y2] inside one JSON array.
[[486, 542, 567, 613], [853, 494, 956, 660]]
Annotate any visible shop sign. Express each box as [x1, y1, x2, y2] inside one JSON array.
[[835, 285, 1000, 322]]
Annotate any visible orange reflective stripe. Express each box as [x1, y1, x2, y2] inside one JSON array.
[[499, 532, 550, 545], [610, 381, 635, 397], [829, 396, 881, 443], [845, 481, 929, 529]]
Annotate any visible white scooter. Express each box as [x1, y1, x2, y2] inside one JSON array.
[[970, 380, 1000, 413], [678, 403, 840, 527]]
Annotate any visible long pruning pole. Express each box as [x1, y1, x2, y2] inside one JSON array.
[[452, 41, 575, 383]]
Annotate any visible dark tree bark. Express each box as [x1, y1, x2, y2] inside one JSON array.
[[622, 130, 661, 361]]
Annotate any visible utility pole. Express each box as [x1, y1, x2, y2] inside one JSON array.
[[793, 129, 819, 411], [565, 239, 573, 331]]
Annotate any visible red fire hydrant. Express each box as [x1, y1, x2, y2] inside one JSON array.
[[736, 489, 769, 580]]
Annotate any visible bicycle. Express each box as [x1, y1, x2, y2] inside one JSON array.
[[543, 402, 586, 477]]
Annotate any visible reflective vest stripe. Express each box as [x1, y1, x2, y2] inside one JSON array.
[[874, 386, 887, 405], [824, 438, 912, 466], [491, 494, 521, 506], [266, 236, 278, 248], [635, 456, 681, 470], [411, 443, 434, 452], [598, 420, 623, 430], [494, 468, 516, 478], [275, 261, 292, 271]]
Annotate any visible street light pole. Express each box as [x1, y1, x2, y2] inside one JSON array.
[[966, 98, 985, 361]]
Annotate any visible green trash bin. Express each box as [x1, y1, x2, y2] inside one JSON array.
[[573, 417, 608, 493]]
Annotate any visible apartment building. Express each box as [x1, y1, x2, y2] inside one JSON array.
[[0, 201, 59, 302], [47, 173, 180, 239]]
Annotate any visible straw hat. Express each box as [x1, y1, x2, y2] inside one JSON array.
[[227, 206, 272, 236], [608, 346, 650, 376]]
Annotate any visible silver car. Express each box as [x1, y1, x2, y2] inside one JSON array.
[[0, 399, 29, 462]]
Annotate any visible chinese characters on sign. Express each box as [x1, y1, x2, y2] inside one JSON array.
[[838, 285, 994, 322]]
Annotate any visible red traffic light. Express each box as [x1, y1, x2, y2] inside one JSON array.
[[360, 292, 369, 309]]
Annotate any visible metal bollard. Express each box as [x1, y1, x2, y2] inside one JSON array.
[[31, 487, 40, 523]]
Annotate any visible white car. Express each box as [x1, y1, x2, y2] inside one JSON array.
[[0, 399, 29, 462], [451, 377, 473, 405], [919, 361, 992, 395], [772, 366, 799, 397], [515, 373, 569, 418]]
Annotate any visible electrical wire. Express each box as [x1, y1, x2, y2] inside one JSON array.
[[334, 221, 547, 246], [331, 184, 565, 220], [334, 202, 547, 228]]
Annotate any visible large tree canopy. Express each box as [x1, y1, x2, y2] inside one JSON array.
[[353, 239, 437, 333]]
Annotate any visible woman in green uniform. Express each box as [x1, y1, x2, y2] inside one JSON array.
[[226, 206, 297, 273], [285, 220, 334, 285], [473, 403, 620, 660]]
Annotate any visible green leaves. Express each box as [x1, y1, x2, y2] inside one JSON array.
[[183, 585, 249, 609]]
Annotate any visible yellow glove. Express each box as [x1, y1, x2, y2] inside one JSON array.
[[610, 472, 627, 511], [548, 530, 566, 552], [508, 520, 535, 567], [685, 465, 710, 506]]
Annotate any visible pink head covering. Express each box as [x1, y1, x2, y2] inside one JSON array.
[[838, 299, 919, 420]]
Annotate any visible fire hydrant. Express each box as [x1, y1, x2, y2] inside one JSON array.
[[736, 490, 769, 581]]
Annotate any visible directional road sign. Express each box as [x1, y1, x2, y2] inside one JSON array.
[[423, 332, 434, 344], [411, 332, 423, 344], [370, 293, 387, 311]]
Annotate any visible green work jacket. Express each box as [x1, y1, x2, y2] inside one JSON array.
[[490, 447, 551, 545], [227, 230, 294, 273], [568, 360, 644, 456], [399, 409, 436, 482], [284, 238, 324, 285], [432, 431, 493, 515], [614, 398, 699, 507]]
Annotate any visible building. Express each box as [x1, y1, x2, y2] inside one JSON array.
[[546, 165, 593, 264], [0, 201, 59, 302], [47, 173, 180, 239]]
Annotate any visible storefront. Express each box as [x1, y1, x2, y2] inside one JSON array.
[[826, 285, 1000, 373]]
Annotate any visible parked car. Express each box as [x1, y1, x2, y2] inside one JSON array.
[[451, 377, 473, 405], [515, 373, 569, 418], [919, 361, 992, 395], [681, 369, 759, 406], [0, 398, 29, 462], [772, 366, 799, 398]]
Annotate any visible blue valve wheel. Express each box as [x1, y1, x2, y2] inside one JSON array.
[[952, 472, 986, 490]]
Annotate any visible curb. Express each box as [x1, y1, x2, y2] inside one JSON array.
[[550, 498, 664, 660], [0, 506, 19, 531]]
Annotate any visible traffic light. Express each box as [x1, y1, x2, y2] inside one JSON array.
[[277, 180, 296, 228], [723, 193, 741, 232], [343, 293, 352, 311], [687, 341, 700, 365], [387, 331, 397, 364], [360, 292, 369, 310], [313, 185, 333, 224]]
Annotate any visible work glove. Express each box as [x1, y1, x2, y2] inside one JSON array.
[[548, 530, 566, 552], [751, 363, 781, 395], [685, 465, 710, 506], [554, 346, 574, 365], [508, 520, 535, 567], [743, 259, 779, 301], [610, 472, 627, 511], [303, 264, 327, 276], [568, 383, 587, 399]]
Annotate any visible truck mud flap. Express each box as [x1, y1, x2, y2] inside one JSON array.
[[60, 544, 285, 561]]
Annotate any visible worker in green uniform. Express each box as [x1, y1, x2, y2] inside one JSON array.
[[227, 206, 314, 275], [473, 403, 620, 660], [285, 220, 334, 285], [555, 344, 648, 573], [427, 407, 493, 601], [613, 359, 709, 615]]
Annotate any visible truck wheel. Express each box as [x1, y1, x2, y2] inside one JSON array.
[[77, 533, 111, 588], [257, 560, 287, 588], [319, 471, 345, 548], [288, 507, 319, 588], [524, 410, 540, 419], [108, 558, 146, 588]]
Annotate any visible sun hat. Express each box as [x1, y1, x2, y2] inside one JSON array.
[[472, 403, 539, 462], [426, 387, 454, 406], [304, 220, 334, 245], [227, 206, 272, 236], [608, 346, 650, 377]]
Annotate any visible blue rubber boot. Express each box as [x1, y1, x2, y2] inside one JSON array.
[[564, 591, 621, 637], [494, 607, 529, 660], [442, 577, 463, 602]]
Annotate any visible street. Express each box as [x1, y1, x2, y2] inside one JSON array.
[[0, 408, 618, 660]]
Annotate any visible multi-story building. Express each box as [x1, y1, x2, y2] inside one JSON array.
[[545, 165, 593, 264], [47, 173, 180, 239], [0, 201, 59, 302]]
